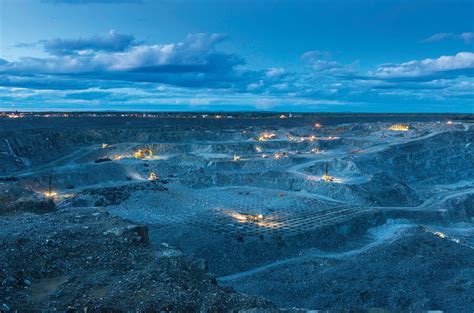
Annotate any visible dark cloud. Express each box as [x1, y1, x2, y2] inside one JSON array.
[[1, 33, 255, 90], [4, 33, 241, 78], [43, 30, 136, 55], [14, 30, 136, 55], [0, 74, 145, 91]]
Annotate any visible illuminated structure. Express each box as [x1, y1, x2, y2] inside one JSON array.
[[134, 146, 153, 159], [148, 172, 159, 181], [273, 152, 288, 160], [287, 134, 317, 142], [228, 211, 264, 223], [287, 135, 303, 142], [43, 191, 58, 198], [0, 112, 25, 118], [388, 124, 409, 131], [434, 231, 446, 239], [256, 132, 277, 141], [225, 211, 280, 228], [322, 163, 334, 182], [44, 174, 57, 198]]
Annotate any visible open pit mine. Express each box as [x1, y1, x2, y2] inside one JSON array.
[[1, 112, 473, 312]]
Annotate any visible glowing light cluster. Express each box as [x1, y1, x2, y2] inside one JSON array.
[[43, 191, 58, 198], [322, 136, 340, 140], [225, 211, 280, 228], [388, 124, 410, 131], [287, 135, 304, 142], [41, 191, 75, 200], [112, 146, 155, 161], [287, 134, 317, 142], [133, 147, 153, 159], [273, 152, 288, 160], [322, 174, 335, 182], [227, 211, 262, 222], [295, 135, 339, 141], [434, 231, 446, 239], [5, 113, 24, 119], [257, 132, 277, 141], [147, 172, 159, 181]]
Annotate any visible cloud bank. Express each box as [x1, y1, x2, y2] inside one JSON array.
[[1, 31, 473, 112], [370, 52, 474, 81]]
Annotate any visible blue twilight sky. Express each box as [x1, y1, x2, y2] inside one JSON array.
[[0, 0, 473, 112]]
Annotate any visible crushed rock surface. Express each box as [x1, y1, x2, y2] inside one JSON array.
[[0, 206, 274, 312]]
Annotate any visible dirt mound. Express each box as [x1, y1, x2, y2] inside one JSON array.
[[68, 181, 168, 207], [0, 183, 56, 215]]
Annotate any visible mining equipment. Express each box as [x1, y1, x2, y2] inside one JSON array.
[[134, 145, 153, 159], [322, 163, 335, 182], [95, 157, 112, 163], [148, 172, 159, 181]]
